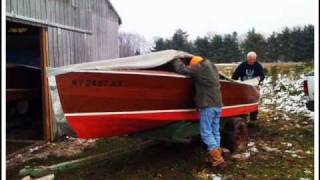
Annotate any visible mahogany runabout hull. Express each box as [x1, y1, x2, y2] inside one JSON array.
[[56, 70, 260, 138]]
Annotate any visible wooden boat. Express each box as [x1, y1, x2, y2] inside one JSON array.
[[55, 68, 260, 139]]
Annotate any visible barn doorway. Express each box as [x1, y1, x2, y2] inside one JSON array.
[[6, 21, 52, 153]]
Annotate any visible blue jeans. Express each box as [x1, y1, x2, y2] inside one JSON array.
[[200, 107, 222, 151]]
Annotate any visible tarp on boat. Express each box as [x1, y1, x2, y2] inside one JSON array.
[[47, 50, 193, 76], [47, 50, 259, 139]]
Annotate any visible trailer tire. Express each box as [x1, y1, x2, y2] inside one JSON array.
[[222, 117, 248, 153]]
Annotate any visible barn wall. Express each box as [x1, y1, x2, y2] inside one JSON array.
[[6, 0, 92, 31], [6, 0, 120, 67], [90, 0, 120, 61]]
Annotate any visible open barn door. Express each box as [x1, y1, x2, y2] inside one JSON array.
[[6, 22, 53, 155]]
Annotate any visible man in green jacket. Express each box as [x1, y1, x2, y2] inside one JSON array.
[[173, 56, 225, 169]]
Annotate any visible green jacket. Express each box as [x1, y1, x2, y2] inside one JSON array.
[[173, 59, 223, 108]]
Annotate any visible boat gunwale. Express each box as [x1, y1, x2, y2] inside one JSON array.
[[61, 70, 258, 86]]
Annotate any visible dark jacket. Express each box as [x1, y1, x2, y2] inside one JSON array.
[[231, 61, 265, 82], [173, 59, 223, 108]]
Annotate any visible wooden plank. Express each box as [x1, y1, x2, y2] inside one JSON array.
[[71, 0, 75, 27], [98, 16, 102, 59], [40, 0, 46, 20], [35, 0, 41, 19], [28, 0, 34, 19], [65, 31, 69, 65], [56, 0, 61, 24], [65, 30, 69, 65], [77, 33, 82, 63], [76, 32, 80, 64], [25, 0, 30, 18], [79, 8, 83, 29], [79, 33, 84, 63], [5, 0, 9, 12], [60, 29, 65, 66], [49, 28, 55, 67], [72, 31, 76, 64], [68, 31, 72, 65], [16, 0, 21, 15], [45, 0, 50, 22], [66, 0, 71, 26], [62, 30, 67, 65], [11, 0, 17, 14], [76, 4, 80, 28], [48, 0, 55, 23], [56, 28, 62, 67], [52, 28, 58, 67], [40, 28, 54, 141], [47, 28, 53, 67], [79, 33, 83, 63], [73, 32, 77, 64], [39, 0, 43, 19], [17, 0, 23, 15], [83, 34, 87, 62], [6, 0, 11, 13], [70, 31, 74, 64], [67, 31, 72, 65], [61, 29, 66, 66], [62, 0, 66, 26]]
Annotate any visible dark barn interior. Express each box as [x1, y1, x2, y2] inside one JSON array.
[[6, 22, 44, 147]]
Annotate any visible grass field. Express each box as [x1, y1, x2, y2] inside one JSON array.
[[6, 62, 314, 180]]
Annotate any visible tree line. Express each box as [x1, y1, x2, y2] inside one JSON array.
[[153, 25, 314, 62]]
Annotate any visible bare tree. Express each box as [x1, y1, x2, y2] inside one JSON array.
[[118, 32, 152, 57]]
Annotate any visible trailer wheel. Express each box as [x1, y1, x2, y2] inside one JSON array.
[[222, 117, 248, 153]]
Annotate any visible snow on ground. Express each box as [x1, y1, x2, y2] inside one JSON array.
[[260, 74, 314, 119]]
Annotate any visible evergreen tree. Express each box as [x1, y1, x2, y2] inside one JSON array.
[[209, 35, 224, 62], [277, 27, 291, 61], [241, 28, 267, 61], [152, 25, 314, 63], [302, 24, 314, 60], [193, 36, 210, 58], [171, 29, 191, 52], [266, 32, 280, 61], [222, 32, 241, 62], [153, 38, 170, 51]]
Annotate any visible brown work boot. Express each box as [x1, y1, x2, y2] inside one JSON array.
[[205, 147, 230, 163], [209, 148, 226, 170]]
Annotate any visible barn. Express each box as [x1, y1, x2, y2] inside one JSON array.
[[6, 0, 122, 142]]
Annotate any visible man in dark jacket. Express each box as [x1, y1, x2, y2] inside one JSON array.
[[173, 56, 225, 169], [231, 51, 265, 83], [232, 51, 264, 120]]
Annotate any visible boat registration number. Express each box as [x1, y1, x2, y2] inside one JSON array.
[[71, 79, 123, 87]]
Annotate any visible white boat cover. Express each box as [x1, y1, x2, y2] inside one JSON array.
[[47, 50, 258, 139], [47, 50, 193, 76]]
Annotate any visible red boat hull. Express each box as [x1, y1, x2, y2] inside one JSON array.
[[56, 70, 260, 138]]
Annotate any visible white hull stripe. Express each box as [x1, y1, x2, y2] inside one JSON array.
[[65, 102, 259, 117]]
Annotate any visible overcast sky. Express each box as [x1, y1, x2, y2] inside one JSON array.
[[110, 0, 316, 41]]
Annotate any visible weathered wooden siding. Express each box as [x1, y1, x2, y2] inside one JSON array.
[[6, 0, 121, 67], [7, 0, 93, 32]]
